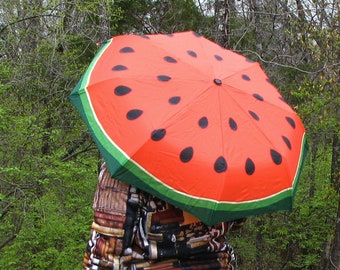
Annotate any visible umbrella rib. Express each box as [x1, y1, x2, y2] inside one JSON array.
[[221, 64, 294, 113], [218, 82, 298, 188]]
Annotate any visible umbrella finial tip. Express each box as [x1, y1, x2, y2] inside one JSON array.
[[214, 79, 222, 85]]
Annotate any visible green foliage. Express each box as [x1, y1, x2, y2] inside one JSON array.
[[0, 1, 105, 268], [0, 0, 339, 269], [0, 158, 98, 269], [292, 77, 339, 138], [229, 146, 338, 269], [113, 0, 210, 34]]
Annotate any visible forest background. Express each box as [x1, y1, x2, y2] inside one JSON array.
[[0, 0, 339, 269]]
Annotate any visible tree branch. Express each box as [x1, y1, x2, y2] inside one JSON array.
[[0, 235, 16, 251], [61, 146, 98, 162], [235, 49, 340, 74], [0, 14, 61, 35]]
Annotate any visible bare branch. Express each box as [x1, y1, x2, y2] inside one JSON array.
[[0, 13, 61, 35], [235, 49, 340, 74]]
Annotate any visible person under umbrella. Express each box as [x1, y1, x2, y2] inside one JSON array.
[[83, 163, 246, 270], [69, 31, 307, 269]]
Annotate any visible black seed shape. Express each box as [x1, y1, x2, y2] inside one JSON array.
[[193, 32, 201, 37], [169, 96, 181, 104], [151, 129, 166, 141], [157, 75, 171, 82], [286, 116, 296, 129], [112, 65, 127, 71], [242, 74, 250, 81], [249, 110, 259, 121], [253, 93, 264, 101], [164, 56, 177, 63], [180, 147, 193, 162], [187, 50, 197, 58], [246, 58, 255, 63], [167, 34, 174, 37], [229, 118, 238, 131], [120, 47, 134, 53], [198, 117, 208, 128], [270, 149, 282, 165], [114, 85, 131, 96], [282, 136, 292, 150], [127, 109, 143, 120], [214, 79, 222, 85], [139, 34, 150, 39], [215, 55, 223, 61], [214, 156, 227, 173], [266, 78, 271, 83], [245, 158, 255, 175]]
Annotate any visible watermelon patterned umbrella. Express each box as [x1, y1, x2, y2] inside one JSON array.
[[69, 31, 307, 225]]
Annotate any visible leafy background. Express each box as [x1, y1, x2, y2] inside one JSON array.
[[0, 0, 339, 269]]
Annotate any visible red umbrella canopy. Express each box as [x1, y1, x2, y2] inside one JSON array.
[[69, 31, 307, 225]]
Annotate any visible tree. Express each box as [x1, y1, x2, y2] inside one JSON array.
[[0, 0, 122, 268], [207, 0, 339, 268], [0, 0, 339, 269]]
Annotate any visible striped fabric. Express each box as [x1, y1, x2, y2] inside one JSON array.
[[83, 163, 245, 270]]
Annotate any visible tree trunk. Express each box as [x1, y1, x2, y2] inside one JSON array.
[[19, 0, 42, 54], [255, 219, 264, 269], [331, 129, 340, 192], [330, 132, 340, 269], [248, 0, 263, 55], [331, 198, 340, 269], [214, 0, 234, 48], [308, 134, 320, 197], [98, 0, 111, 42]]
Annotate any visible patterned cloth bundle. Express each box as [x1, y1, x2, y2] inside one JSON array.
[[83, 163, 246, 270]]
